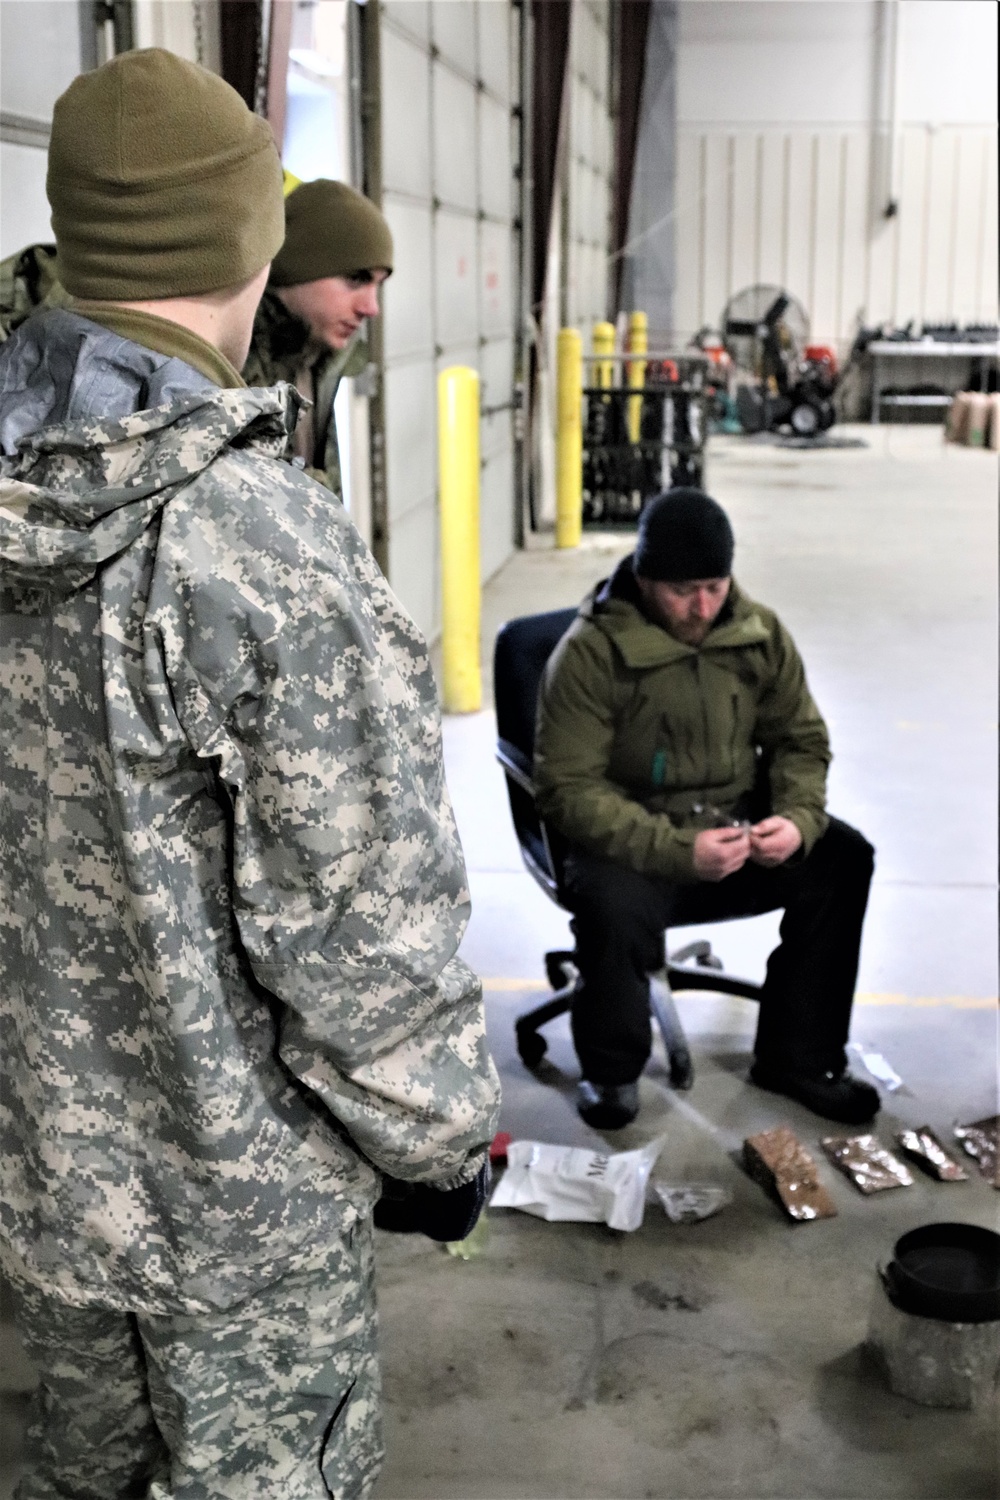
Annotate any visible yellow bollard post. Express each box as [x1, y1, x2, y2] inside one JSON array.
[[627, 309, 648, 444], [556, 328, 583, 549], [592, 320, 616, 391], [438, 366, 482, 713]]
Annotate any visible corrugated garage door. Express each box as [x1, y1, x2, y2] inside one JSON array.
[[0, 1, 82, 256], [533, 0, 614, 527], [379, 0, 519, 642], [563, 0, 613, 330]]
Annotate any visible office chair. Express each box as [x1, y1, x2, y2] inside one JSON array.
[[493, 607, 763, 1092]]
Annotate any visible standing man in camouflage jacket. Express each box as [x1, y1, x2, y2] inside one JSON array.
[[0, 49, 498, 1500], [242, 178, 393, 499]]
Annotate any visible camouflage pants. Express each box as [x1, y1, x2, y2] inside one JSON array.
[[8, 1225, 382, 1500]]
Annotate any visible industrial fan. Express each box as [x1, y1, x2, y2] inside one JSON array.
[[722, 284, 837, 436]]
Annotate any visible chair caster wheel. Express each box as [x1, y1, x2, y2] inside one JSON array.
[[516, 1025, 548, 1071], [669, 1051, 695, 1090], [544, 950, 575, 990]]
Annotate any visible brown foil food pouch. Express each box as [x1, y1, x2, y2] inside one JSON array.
[[954, 1115, 1000, 1188], [821, 1134, 914, 1194], [896, 1126, 969, 1182], [744, 1126, 837, 1221]]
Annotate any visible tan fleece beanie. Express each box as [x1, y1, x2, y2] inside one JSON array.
[[47, 49, 284, 300], [270, 179, 393, 287]]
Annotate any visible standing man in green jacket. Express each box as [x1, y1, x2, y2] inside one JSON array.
[[534, 489, 878, 1131], [242, 178, 392, 499]]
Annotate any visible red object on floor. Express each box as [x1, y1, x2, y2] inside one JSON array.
[[490, 1132, 512, 1165]]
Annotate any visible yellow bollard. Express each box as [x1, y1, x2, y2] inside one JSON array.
[[556, 328, 583, 549], [438, 366, 482, 713], [592, 320, 616, 391], [627, 309, 648, 444]]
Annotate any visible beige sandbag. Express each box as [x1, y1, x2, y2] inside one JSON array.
[[945, 391, 971, 443], [964, 391, 991, 447], [987, 392, 1000, 452]]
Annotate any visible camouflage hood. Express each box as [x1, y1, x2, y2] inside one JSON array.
[[1, 380, 299, 593]]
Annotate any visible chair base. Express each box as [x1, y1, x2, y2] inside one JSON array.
[[649, 975, 694, 1090], [515, 952, 576, 1070], [514, 943, 762, 1091]]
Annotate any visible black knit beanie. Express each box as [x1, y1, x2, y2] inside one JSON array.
[[633, 489, 734, 582]]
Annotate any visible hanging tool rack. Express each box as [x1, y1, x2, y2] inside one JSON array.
[[581, 351, 710, 526]]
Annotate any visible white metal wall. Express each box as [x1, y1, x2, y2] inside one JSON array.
[[0, 0, 82, 257], [0, 1, 220, 259], [674, 123, 998, 346], [133, 0, 219, 69], [379, 0, 518, 643], [672, 1, 999, 349], [563, 0, 613, 331]]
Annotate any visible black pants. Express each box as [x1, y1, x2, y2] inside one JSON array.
[[562, 817, 875, 1086]]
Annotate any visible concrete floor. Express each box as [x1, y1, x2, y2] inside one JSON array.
[[1, 426, 997, 1497]]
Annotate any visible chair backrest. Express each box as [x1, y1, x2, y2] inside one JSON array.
[[493, 607, 578, 902], [494, 607, 578, 762]]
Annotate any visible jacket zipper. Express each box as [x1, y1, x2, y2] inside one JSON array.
[[729, 691, 740, 780], [698, 656, 711, 784]]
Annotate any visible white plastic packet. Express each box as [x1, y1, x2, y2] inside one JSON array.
[[653, 1182, 731, 1223], [490, 1136, 665, 1232], [848, 1042, 906, 1094]]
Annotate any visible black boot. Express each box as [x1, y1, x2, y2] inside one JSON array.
[[576, 1079, 640, 1130], [750, 1063, 880, 1125]]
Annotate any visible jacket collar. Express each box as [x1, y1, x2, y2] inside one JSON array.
[[582, 552, 771, 668], [69, 302, 245, 389]]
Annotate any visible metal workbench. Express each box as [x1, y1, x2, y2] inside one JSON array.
[[869, 339, 1000, 423]]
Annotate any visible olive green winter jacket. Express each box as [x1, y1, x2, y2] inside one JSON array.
[[534, 558, 831, 883], [0, 243, 71, 342]]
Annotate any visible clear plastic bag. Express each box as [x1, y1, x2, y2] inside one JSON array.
[[653, 1183, 731, 1223], [848, 1042, 907, 1094]]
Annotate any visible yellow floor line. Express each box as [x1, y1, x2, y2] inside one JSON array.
[[481, 978, 548, 991], [854, 993, 996, 1009], [479, 978, 996, 1009]]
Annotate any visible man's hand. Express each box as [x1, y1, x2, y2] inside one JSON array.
[[373, 1163, 490, 1242], [749, 816, 802, 868], [693, 826, 751, 881]]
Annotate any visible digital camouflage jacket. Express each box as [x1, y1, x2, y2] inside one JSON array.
[[0, 251, 359, 498], [243, 287, 369, 498], [0, 308, 499, 1317]]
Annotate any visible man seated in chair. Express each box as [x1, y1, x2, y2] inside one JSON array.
[[534, 488, 878, 1131]]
